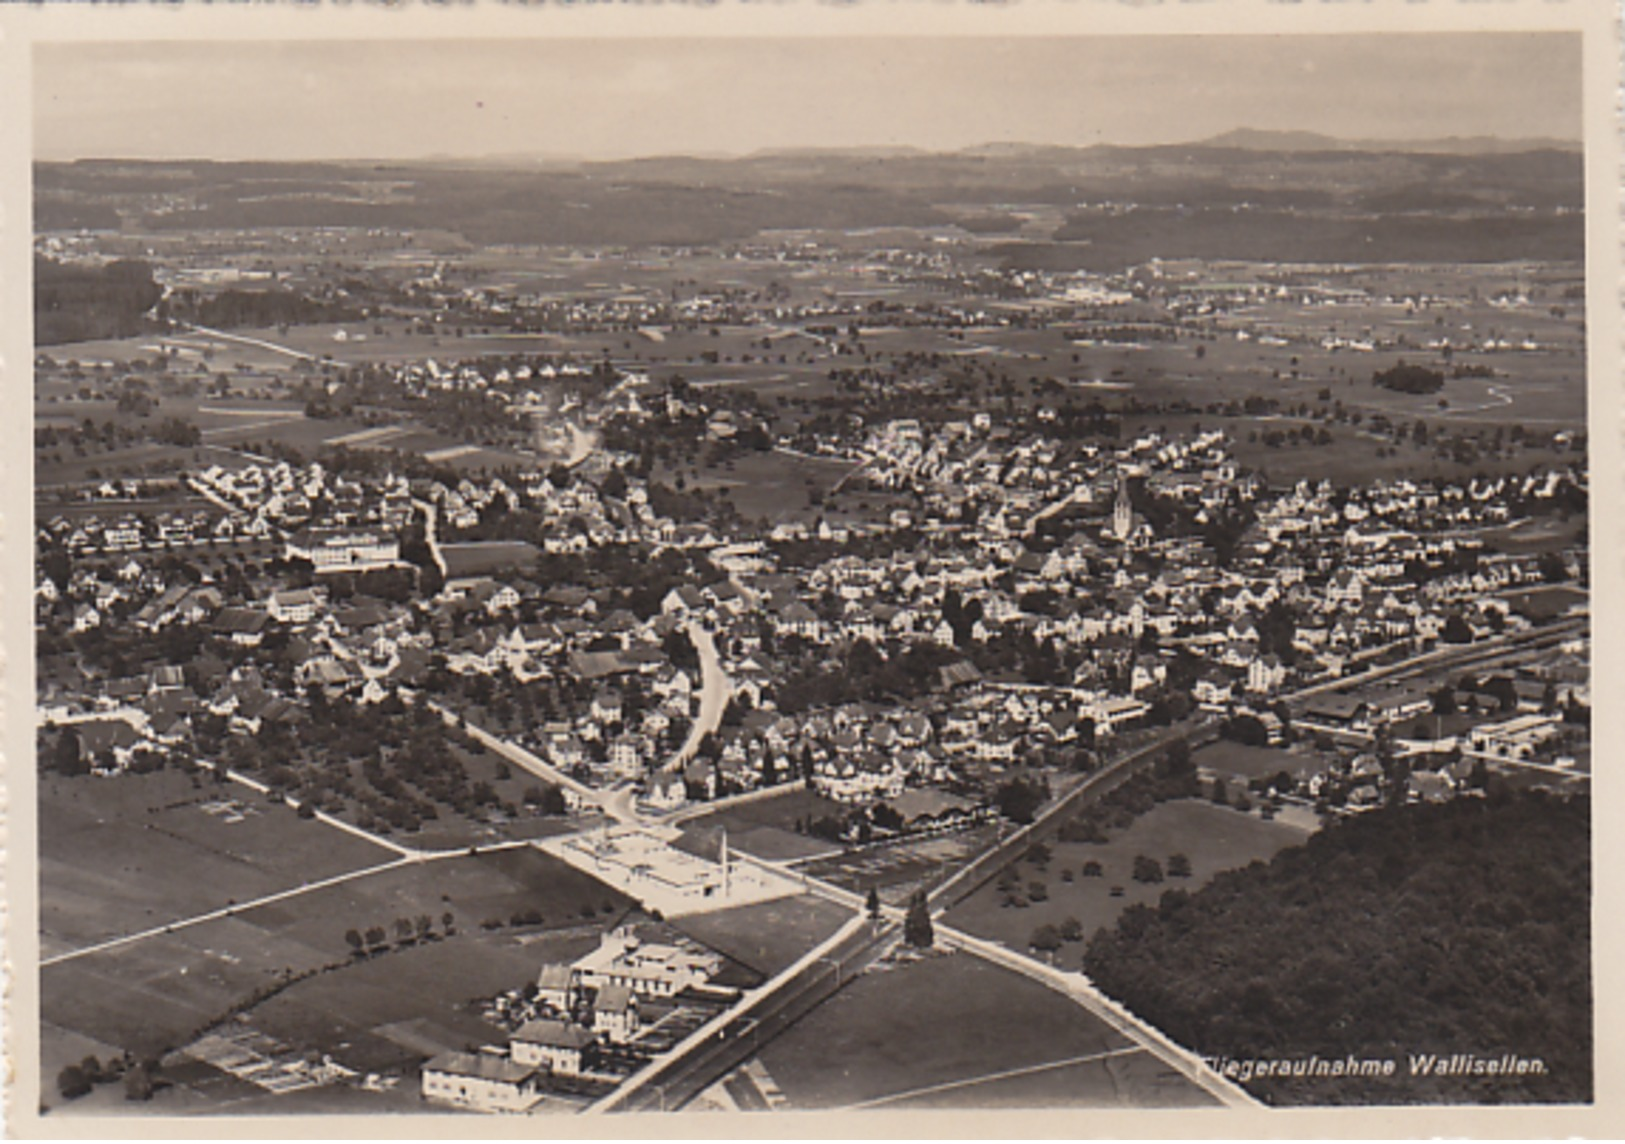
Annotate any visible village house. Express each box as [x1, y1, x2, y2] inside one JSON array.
[[509, 1018, 595, 1077], [420, 1052, 541, 1113], [590, 983, 640, 1043], [266, 588, 322, 625]]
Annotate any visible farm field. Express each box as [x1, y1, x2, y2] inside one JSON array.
[[40, 848, 630, 1073], [43, 913, 344, 1062], [670, 893, 852, 978], [228, 845, 635, 955], [43, 924, 593, 1117], [39, 770, 395, 959], [238, 931, 543, 1074], [757, 950, 1208, 1109], [942, 799, 1312, 960]]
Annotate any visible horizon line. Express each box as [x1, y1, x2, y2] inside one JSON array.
[[33, 130, 1585, 168]]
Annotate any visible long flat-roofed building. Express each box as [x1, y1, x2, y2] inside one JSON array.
[[285, 527, 399, 573]]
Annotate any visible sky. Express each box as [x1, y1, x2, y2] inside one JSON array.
[[34, 34, 1582, 162]]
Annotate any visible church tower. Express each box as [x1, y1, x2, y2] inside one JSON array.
[[1112, 474, 1133, 541]]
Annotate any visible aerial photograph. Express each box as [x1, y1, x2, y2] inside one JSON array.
[[27, 31, 1591, 1120]]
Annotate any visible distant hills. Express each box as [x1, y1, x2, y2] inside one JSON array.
[[479, 133, 1582, 168], [1194, 128, 1581, 155], [35, 132, 1585, 268]]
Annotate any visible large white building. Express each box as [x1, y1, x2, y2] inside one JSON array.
[[284, 528, 399, 573], [572, 926, 721, 1000]]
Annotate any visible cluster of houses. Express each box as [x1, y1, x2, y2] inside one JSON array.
[[421, 924, 729, 1112], [37, 408, 1588, 831]]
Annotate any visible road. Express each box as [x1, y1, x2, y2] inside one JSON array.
[[41, 855, 413, 968], [182, 322, 316, 362], [427, 702, 640, 824], [662, 622, 730, 774], [597, 833, 1259, 1113], [412, 497, 449, 581]]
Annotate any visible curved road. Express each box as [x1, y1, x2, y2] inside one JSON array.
[[663, 622, 730, 774]]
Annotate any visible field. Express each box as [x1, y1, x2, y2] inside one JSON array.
[[35, 384, 537, 486], [41, 847, 631, 1067], [659, 447, 861, 527], [1193, 740, 1331, 784], [1500, 583, 1588, 621], [43, 922, 604, 1117], [39, 770, 395, 959], [757, 950, 1213, 1109], [794, 826, 1000, 907], [439, 540, 542, 579], [230, 844, 635, 952], [942, 799, 1312, 959], [678, 787, 849, 863], [670, 893, 852, 977]]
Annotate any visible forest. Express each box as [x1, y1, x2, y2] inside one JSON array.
[[1082, 791, 1591, 1105], [34, 257, 162, 345]]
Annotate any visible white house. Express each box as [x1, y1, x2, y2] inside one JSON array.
[[420, 1052, 540, 1112], [509, 1018, 595, 1077]]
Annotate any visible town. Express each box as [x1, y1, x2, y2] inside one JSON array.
[[32, 125, 1592, 1115]]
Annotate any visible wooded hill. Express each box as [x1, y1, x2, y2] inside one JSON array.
[[1083, 791, 1591, 1105]]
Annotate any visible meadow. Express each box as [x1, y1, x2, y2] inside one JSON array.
[[941, 799, 1311, 960], [39, 769, 393, 960]]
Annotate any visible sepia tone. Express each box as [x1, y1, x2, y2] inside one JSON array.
[[12, 18, 1606, 1131]]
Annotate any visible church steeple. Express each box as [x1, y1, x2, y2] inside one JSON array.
[[1113, 474, 1133, 541]]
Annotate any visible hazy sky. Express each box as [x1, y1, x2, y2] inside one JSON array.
[[35, 34, 1581, 162]]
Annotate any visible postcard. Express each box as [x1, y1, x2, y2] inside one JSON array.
[[2, 0, 1618, 1136]]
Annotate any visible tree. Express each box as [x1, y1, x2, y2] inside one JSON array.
[[56, 1065, 91, 1101], [53, 727, 86, 776], [1082, 859, 1104, 877], [1030, 924, 1063, 954], [123, 1061, 155, 1102], [903, 890, 934, 948], [442, 910, 456, 935], [994, 775, 1048, 824], [1442, 613, 1474, 644], [866, 886, 882, 921], [1167, 853, 1193, 878], [1132, 855, 1165, 884], [344, 928, 363, 955], [1211, 777, 1229, 806]]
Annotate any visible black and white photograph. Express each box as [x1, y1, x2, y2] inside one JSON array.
[[4, 2, 1618, 1133]]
